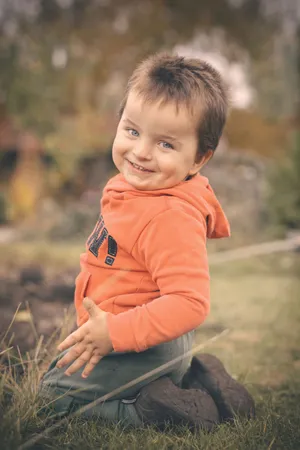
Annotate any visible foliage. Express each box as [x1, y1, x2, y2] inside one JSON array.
[[267, 132, 300, 230], [0, 0, 274, 141]]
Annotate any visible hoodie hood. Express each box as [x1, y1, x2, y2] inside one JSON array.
[[102, 173, 230, 239]]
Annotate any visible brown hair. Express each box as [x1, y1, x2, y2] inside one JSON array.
[[119, 53, 229, 162]]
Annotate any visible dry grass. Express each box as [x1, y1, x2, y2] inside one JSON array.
[[0, 250, 300, 449]]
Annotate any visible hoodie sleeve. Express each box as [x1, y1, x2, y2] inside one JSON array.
[[106, 207, 210, 352]]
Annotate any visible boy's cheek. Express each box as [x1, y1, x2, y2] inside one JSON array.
[[112, 138, 128, 161]]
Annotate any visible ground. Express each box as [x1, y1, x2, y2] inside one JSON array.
[[0, 242, 300, 449]]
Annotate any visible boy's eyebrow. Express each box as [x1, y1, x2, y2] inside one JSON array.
[[123, 118, 139, 128], [155, 133, 181, 143]]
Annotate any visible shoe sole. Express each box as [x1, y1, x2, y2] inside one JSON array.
[[191, 354, 256, 421]]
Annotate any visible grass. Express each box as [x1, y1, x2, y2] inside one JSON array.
[[0, 249, 300, 449]]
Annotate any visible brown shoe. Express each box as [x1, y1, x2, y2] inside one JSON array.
[[134, 376, 220, 431], [181, 354, 255, 421]]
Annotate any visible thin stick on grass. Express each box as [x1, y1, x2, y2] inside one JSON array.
[[1, 303, 22, 343], [0, 347, 13, 357], [209, 236, 300, 265], [35, 336, 44, 362], [16, 346, 26, 374], [267, 437, 276, 450], [25, 300, 39, 343], [0, 334, 16, 368]]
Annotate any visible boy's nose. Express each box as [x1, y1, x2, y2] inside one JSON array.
[[133, 144, 152, 160]]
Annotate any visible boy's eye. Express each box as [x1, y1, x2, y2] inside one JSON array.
[[159, 141, 174, 150], [127, 128, 139, 137]]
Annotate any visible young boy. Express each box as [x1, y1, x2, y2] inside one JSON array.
[[40, 53, 255, 429]]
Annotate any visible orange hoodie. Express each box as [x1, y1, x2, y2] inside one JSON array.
[[75, 173, 230, 353]]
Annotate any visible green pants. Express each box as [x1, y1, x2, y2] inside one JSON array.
[[39, 331, 194, 426]]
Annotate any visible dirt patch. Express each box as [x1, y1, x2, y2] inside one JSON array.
[[0, 266, 77, 354]]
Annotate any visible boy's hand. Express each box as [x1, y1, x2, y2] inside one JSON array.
[[56, 297, 113, 378]]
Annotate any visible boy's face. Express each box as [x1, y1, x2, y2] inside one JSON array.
[[112, 91, 209, 191]]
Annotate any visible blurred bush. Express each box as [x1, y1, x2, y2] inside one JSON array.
[[225, 109, 289, 157], [266, 132, 300, 231]]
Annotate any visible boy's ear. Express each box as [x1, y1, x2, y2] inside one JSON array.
[[189, 150, 213, 176]]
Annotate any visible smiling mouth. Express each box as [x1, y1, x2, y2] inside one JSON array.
[[127, 159, 154, 172]]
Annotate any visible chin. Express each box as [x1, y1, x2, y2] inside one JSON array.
[[126, 178, 153, 191]]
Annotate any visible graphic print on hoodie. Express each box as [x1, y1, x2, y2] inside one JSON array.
[[75, 173, 230, 353]]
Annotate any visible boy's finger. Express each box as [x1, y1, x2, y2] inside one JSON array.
[[82, 353, 103, 378], [64, 349, 93, 376], [57, 329, 84, 351], [82, 297, 99, 318], [56, 342, 86, 369]]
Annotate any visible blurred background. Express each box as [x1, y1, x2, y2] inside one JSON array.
[[0, 0, 300, 355], [0, 0, 300, 240]]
